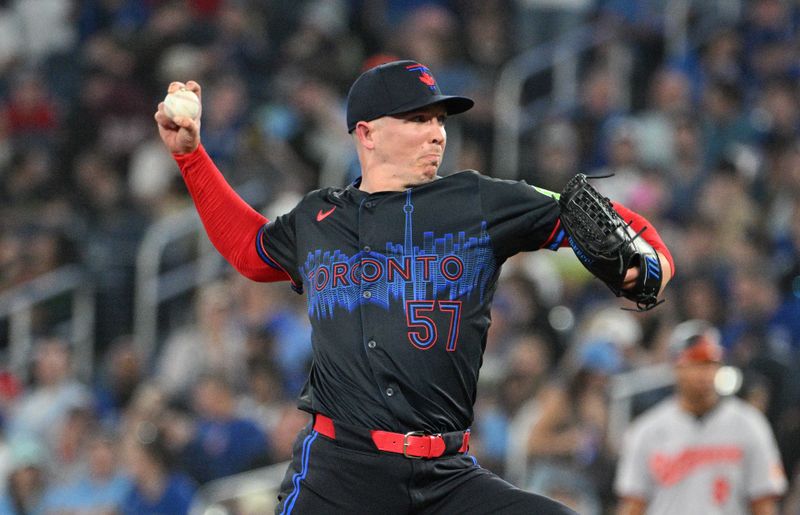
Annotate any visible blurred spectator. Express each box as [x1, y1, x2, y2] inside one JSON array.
[[119, 382, 167, 437], [665, 114, 708, 224], [281, 0, 361, 90], [572, 306, 643, 370], [23, 231, 74, 284], [269, 406, 311, 464], [155, 279, 249, 400], [127, 137, 186, 215], [473, 332, 554, 473], [785, 469, 800, 515], [592, 118, 647, 206], [60, 49, 151, 166], [196, 74, 250, 171], [0, 71, 60, 148], [675, 214, 726, 279], [72, 149, 149, 346], [701, 79, 758, 170], [484, 273, 563, 378], [520, 117, 581, 194], [12, 0, 77, 65], [695, 160, 759, 257], [49, 407, 93, 485], [741, 0, 799, 93], [674, 27, 743, 109], [76, 0, 153, 42], [234, 277, 312, 397], [502, 334, 555, 419], [273, 70, 353, 189], [595, 0, 667, 110], [513, 0, 592, 50], [635, 67, 693, 170], [0, 230, 24, 290], [0, 223, 76, 293], [0, 3, 22, 92], [237, 358, 287, 438], [673, 274, 725, 327], [394, 5, 476, 93], [526, 342, 621, 513], [755, 79, 800, 147], [252, 73, 325, 191], [203, 1, 273, 90], [463, 1, 513, 73], [454, 3, 506, 165], [120, 420, 196, 515], [0, 371, 22, 430], [501, 333, 555, 484], [1, 148, 62, 209], [721, 266, 785, 354], [0, 436, 49, 515], [572, 66, 625, 170], [41, 428, 131, 513], [766, 142, 800, 246], [93, 335, 146, 427], [178, 374, 270, 484], [5, 337, 92, 452], [729, 330, 797, 435]]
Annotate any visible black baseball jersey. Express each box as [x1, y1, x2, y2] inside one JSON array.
[[258, 171, 561, 434]]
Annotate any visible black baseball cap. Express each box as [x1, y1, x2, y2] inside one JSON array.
[[346, 60, 474, 133]]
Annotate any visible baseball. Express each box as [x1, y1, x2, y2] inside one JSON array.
[[163, 87, 201, 121]]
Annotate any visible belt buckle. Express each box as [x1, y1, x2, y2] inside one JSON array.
[[403, 431, 426, 459]]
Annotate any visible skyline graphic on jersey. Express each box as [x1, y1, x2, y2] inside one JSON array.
[[301, 191, 496, 318]]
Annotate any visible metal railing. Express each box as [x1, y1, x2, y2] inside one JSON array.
[[491, 0, 743, 181], [133, 179, 268, 365], [607, 363, 674, 450], [133, 208, 219, 365], [0, 265, 95, 381], [491, 25, 625, 179], [665, 0, 744, 60], [188, 460, 289, 515], [664, 0, 692, 60]]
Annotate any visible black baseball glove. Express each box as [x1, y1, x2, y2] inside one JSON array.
[[558, 174, 664, 311]]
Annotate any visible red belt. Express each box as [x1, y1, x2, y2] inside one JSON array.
[[313, 414, 470, 459]]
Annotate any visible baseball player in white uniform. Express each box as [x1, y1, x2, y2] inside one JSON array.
[[615, 320, 787, 515]]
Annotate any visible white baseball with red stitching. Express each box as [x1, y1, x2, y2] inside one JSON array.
[[164, 87, 200, 121]]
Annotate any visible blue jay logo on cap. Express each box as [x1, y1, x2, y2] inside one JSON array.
[[406, 63, 437, 91]]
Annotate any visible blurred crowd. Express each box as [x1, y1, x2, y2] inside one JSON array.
[[2, 0, 800, 513]]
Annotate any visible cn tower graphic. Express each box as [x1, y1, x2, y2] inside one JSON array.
[[402, 190, 420, 300], [301, 191, 496, 319], [404, 190, 414, 255]]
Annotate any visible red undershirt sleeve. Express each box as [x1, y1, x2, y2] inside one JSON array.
[[172, 145, 289, 283], [612, 201, 675, 275]]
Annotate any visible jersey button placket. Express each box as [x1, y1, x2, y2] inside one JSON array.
[[359, 197, 386, 403], [360, 217, 373, 299]]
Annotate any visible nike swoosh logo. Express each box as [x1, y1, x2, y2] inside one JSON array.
[[316, 206, 336, 222]]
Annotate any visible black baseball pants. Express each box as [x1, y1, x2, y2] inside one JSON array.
[[275, 422, 577, 515]]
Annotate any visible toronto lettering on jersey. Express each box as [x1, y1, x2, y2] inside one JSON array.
[[649, 446, 744, 486], [300, 191, 496, 320]]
